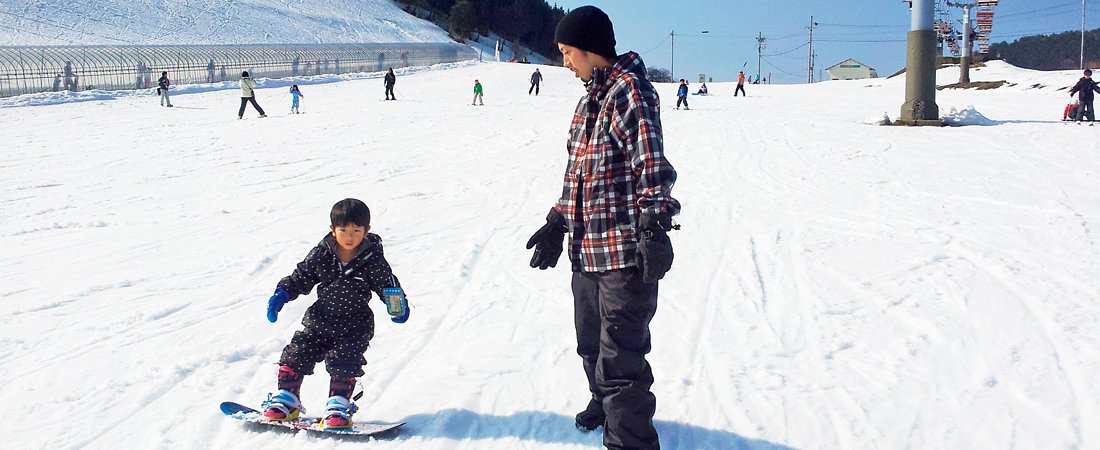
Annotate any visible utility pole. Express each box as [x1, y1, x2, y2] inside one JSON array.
[[670, 30, 675, 81], [900, 0, 940, 125], [757, 32, 766, 82], [1083, 0, 1087, 69], [807, 17, 818, 83]]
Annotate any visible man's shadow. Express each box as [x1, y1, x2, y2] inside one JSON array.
[[393, 409, 797, 449]]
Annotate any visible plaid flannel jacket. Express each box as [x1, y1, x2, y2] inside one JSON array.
[[554, 52, 681, 272]]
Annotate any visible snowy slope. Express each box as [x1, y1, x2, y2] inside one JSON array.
[[1, 60, 1099, 450], [0, 0, 452, 45]]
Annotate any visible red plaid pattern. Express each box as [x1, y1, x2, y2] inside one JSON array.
[[554, 52, 680, 272]]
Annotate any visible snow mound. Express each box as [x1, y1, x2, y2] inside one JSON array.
[[863, 112, 892, 126], [943, 105, 998, 126]]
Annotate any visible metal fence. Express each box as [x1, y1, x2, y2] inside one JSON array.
[[0, 43, 476, 97]]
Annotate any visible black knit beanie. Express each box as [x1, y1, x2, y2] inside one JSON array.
[[555, 6, 617, 61]]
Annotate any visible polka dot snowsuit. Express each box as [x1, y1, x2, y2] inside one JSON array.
[[276, 233, 401, 378]]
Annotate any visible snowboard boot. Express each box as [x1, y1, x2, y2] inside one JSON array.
[[322, 395, 358, 429], [575, 398, 605, 431], [262, 389, 305, 421], [322, 376, 357, 428], [262, 366, 304, 421]]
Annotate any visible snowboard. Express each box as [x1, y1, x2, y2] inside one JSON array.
[[220, 401, 404, 436]]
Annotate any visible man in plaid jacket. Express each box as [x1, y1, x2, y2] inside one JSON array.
[[525, 6, 679, 450]]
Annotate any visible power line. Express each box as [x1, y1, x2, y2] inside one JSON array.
[[761, 55, 802, 77], [817, 38, 908, 43], [763, 41, 809, 56], [638, 35, 671, 55], [818, 22, 908, 29], [996, 1, 1079, 19]]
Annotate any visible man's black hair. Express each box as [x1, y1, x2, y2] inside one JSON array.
[[330, 198, 371, 227]]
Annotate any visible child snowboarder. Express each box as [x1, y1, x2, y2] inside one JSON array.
[[473, 79, 484, 105], [238, 71, 267, 119], [289, 85, 304, 114], [262, 198, 410, 429], [157, 71, 173, 107]]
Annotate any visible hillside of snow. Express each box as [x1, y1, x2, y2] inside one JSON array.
[[1, 58, 1099, 450], [0, 0, 452, 45]]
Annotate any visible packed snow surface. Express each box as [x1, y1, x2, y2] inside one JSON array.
[[1, 60, 1098, 450], [0, 0, 452, 45]]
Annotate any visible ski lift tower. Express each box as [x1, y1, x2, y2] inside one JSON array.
[[900, 0, 941, 125], [947, 1, 997, 83]]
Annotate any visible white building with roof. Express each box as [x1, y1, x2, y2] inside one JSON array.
[[826, 58, 878, 80]]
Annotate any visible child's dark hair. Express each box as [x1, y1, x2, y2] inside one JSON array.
[[291, 85, 299, 91], [330, 198, 370, 227]]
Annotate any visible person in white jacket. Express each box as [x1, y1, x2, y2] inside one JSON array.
[[238, 71, 267, 119]]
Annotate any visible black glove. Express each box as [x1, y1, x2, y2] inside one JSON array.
[[637, 212, 674, 284], [526, 208, 568, 270]]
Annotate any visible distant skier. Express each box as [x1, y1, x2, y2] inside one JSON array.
[[1069, 68, 1100, 123], [529, 68, 542, 95], [473, 79, 484, 105], [676, 79, 689, 110], [384, 68, 396, 100], [735, 71, 747, 96], [289, 85, 304, 114], [238, 71, 268, 119], [261, 198, 410, 429], [696, 82, 708, 95], [157, 71, 174, 107]]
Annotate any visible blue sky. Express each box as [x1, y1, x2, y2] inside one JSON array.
[[553, 1, 1100, 83]]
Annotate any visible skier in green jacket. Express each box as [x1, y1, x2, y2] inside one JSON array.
[[472, 79, 484, 106]]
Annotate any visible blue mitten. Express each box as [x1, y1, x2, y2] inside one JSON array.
[[383, 287, 410, 323], [267, 287, 290, 323], [391, 304, 410, 323]]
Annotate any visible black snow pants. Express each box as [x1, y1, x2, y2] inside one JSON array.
[[573, 268, 660, 450], [530, 82, 540, 95], [676, 96, 688, 109], [239, 95, 266, 117], [385, 84, 396, 100], [735, 84, 746, 96], [278, 326, 371, 378], [1078, 99, 1095, 122]]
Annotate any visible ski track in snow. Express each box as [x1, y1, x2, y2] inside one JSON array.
[[1, 59, 1099, 450]]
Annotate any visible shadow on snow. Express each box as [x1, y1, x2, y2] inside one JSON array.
[[395, 408, 798, 450]]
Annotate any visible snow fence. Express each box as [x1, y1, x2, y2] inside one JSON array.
[[0, 43, 476, 97]]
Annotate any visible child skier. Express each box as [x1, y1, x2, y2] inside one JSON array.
[[289, 85, 304, 114], [384, 68, 396, 100], [676, 79, 689, 110], [262, 198, 410, 429], [473, 79, 484, 105]]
